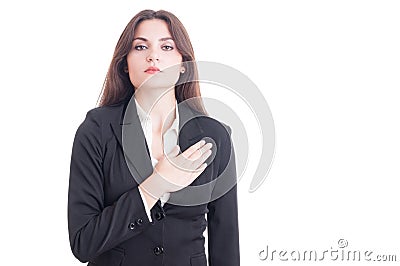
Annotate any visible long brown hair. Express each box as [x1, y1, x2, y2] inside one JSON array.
[[98, 9, 206, 114]]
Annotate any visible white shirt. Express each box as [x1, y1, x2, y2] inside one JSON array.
[[135, 97, 179, 221]]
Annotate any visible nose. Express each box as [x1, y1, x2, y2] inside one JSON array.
[[146, 49, 159, 63]]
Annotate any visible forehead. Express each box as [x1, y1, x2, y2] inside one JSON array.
[[133, 19, 172, 39]]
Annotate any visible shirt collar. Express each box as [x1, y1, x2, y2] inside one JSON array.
[[134, 96, 179, 133]]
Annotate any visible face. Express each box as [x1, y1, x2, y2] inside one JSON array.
[[126, 19, 184, 91]]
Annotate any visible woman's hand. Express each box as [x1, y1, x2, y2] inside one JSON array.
[[139, 140, 213, 204]]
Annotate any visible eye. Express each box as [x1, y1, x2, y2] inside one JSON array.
[[162, 45, 174, 51], [134, 45, 147, 51]]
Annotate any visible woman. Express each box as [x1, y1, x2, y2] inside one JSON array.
[[68, 9, 239, 266]]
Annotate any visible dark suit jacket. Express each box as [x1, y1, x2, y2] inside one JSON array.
[[68, 95, 240, 266]]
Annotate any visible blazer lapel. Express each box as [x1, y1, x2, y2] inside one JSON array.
[[110, 99, 153, 184]]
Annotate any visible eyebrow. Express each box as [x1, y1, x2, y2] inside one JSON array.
[[133, 37, 174, 42]]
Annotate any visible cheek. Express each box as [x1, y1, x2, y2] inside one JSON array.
[[126, 60, 144, 87], [167, 52, 183, 64], [128, 70, 144, 88], [128, 64, 145, 88], [126, 55, 138, 71]]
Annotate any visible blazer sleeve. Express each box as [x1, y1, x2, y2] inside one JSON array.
[[68, 109, 151, 263], [207, 126, 240, 266]]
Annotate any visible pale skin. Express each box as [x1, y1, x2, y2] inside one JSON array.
[[126, 19, 212, 209]]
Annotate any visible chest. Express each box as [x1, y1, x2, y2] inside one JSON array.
[[102, 137, 217, 215], [151, 130, 164, 162]]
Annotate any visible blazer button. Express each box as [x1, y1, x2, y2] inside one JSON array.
[[128, 222, 135, 230], [155, 212, 165, 221], [136, 218, 143, 226], [153, 246, 164, 256]]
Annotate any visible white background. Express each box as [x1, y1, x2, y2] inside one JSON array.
[[1, 0, 399, 265]]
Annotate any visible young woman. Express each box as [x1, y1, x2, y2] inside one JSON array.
[[68, 9, 239, 266]]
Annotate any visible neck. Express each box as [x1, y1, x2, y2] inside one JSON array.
[[134, 86, 176, 124]]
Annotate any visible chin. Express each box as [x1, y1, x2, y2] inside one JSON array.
[[139, 72, 180, 90]]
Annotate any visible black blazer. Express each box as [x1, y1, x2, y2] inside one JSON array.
[[68, 96, 240, 266]]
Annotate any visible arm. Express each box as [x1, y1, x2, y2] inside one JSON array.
[[67, 109, 151, 263], [207, 127, 240, 266]]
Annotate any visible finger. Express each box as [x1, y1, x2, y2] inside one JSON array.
[[180, 142, 211, 171], [174, 143, 211, 173], [192, 163, 208, 175], [191, 149, 212, 169], [197, 162, 208, 171], [173, 150, 208, 174], [181, 140, 206, 158], [187, 142, 212, 161], [183, 163, 208, 186]]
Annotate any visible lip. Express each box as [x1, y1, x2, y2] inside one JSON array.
[[145, 66, 160, 74]]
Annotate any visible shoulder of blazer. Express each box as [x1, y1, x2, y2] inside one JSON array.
[[84, 100, 128, 127], [194, 115, 232, 139]]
